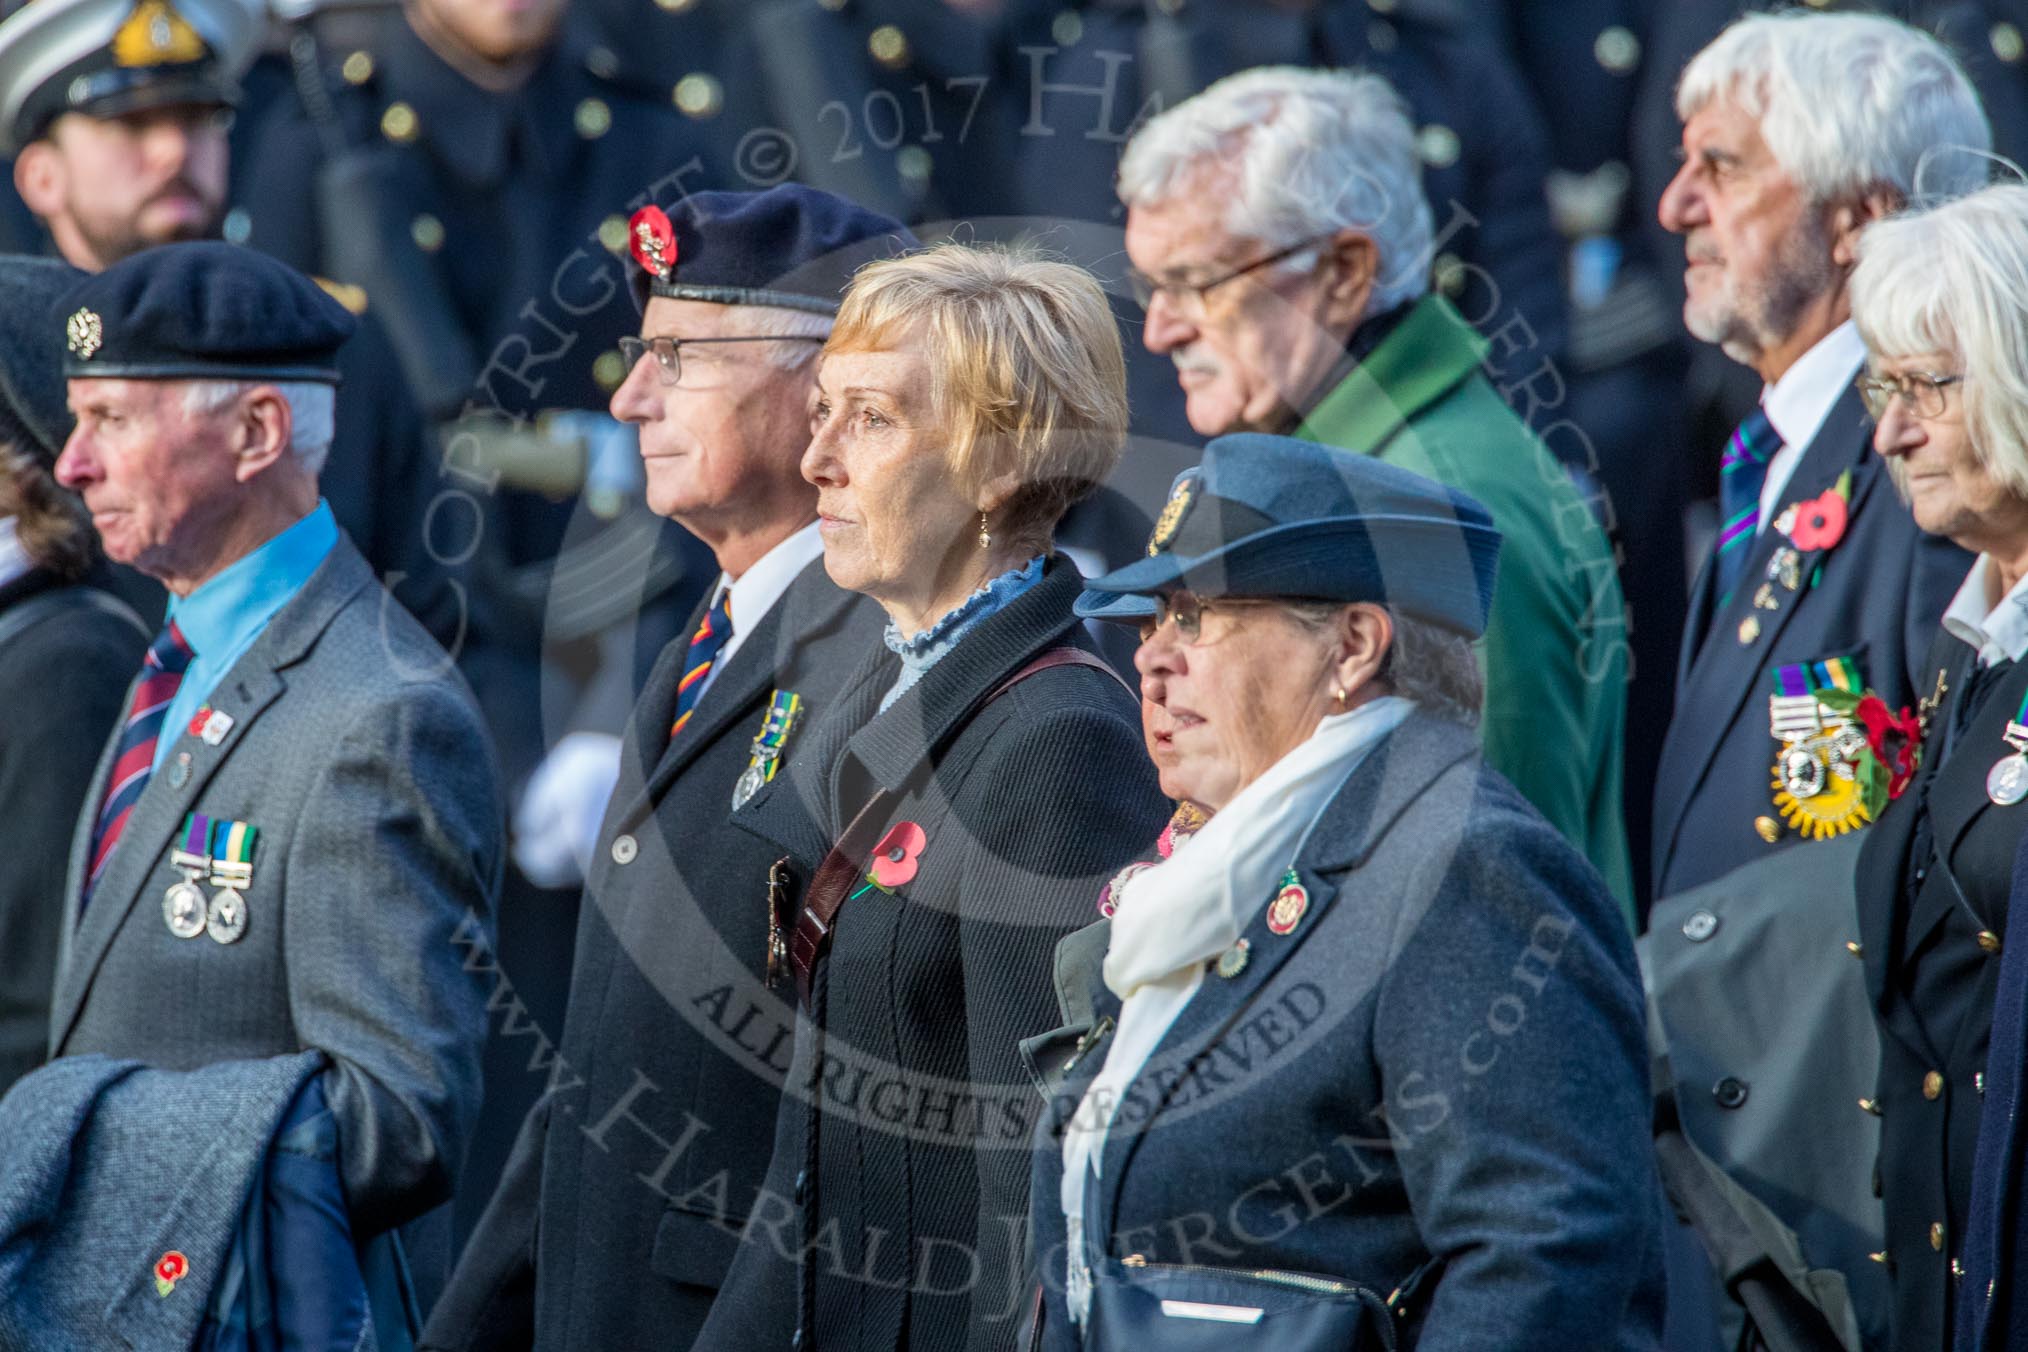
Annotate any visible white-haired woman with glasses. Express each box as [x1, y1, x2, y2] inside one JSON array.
[[1848, 181, 2028, 1352]]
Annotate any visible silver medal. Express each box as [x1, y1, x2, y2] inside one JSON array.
[[205, 887, 248, 944], [1990, 754, 2028, 806], [163, 880, 207, 939], [731, 761, 768, 811]]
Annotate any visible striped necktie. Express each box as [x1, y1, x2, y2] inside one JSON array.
[[84, 619, 195, 904], [1715, 405, 1784, 603], [668, 591, 733, 743]]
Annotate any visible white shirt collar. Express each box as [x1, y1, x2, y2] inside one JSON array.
[[1756, 321, 1867, 527], [1942, 554, 2028, 667], [0, 518, 33, 591], [702, 520, 825, 693]]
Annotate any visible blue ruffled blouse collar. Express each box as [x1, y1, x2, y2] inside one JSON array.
[[879, 555, 1046, 712]]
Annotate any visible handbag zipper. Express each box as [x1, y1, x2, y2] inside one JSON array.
[[1119, 1253, 1385, 1300]]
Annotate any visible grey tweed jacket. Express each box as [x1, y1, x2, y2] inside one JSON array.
[[48, 537, 504, 1239]]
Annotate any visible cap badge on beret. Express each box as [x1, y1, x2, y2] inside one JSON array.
[[1147, 473, 1199, 557], [110, 0, 208, 69], [629, 205, 677, 281], [66, 308, 103, 360]]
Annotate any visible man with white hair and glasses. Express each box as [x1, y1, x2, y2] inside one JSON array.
[[1642, 12, 1991, 1351], [1108, 65, 1636, 912]]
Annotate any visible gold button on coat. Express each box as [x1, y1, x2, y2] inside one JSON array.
[[1923, 1070, 1944, 1100], [1931, 1221, 1945, 1251], [1978, 929, 2002, 953], [1755, 816, 1779, 843], [1739, 616, 1761, 645], [1846, 940, 1864, 957], [381, 102, 418, 143], [611, 833, 638, 865]]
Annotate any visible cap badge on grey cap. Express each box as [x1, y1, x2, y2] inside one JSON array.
[[66, 308, 102, 360]]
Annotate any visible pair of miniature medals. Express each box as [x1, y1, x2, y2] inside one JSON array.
[[162, 813, 256, 945]]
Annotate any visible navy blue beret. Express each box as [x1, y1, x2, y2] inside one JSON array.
[[55, 241, 356, 383], [0, 255, 86, 465], [627, 184, 916, 314], [1078, 433, 1504, 638]]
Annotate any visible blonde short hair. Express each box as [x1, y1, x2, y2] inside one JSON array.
[[826, 242, 1129, 550], [1851, 184, 2028, 500]]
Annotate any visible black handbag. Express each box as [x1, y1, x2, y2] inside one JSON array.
[[1084, 1252, 1439, 1351]]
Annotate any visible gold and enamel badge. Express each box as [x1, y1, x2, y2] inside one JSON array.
[[66, 308, 101, 359], [111, 0, 207, 68], [1146, 474, 1198, 556]]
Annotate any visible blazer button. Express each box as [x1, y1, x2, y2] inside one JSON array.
[[1924, 1070, 1944, 1100], [1931, 1221, 1946, 1251], [1713, 1077, 1749, 1109], [611, 834, 638, 865], [1978, 930, 2003, 954], [794, 1167, 809, 1205], [1682, 910, 1720, 942], [1846, 941, 1864, 958], [1858, 1097, 1882, 1116]]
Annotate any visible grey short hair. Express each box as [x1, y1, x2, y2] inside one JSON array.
[[1116, 66, 1434, 317], [182, 380, 336, 476], [1851, 183, 2028, 500], [1284, 600, 1483, 728], [1677, 11, 1990, 207], [736, 304, 832, 372]]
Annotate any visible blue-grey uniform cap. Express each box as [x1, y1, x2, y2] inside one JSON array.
[[1077, 432, 1503, 639], [0, 0, 259, 156]]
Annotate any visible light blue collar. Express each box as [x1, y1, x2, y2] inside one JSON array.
[[167, 502, 339, 659], [879, 555, 1046, 713]]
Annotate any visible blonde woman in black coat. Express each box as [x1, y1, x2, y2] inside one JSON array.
[[696, 243, 1170, 1352]]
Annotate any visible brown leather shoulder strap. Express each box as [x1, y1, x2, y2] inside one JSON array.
[[790, 645, 1132, 1005]]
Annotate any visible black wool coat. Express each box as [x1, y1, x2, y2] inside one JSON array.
[[694, 555, 1170, 1352]]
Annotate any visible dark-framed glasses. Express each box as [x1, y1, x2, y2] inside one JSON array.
[[1855, 370, 1964, 420], [618, 333, 825, 387], [1123, 234, 1335, 317], [1138, 590, 1287, 644]]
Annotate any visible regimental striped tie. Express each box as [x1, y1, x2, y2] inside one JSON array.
[[668, 592, 733, 743], [84, 619, 195, 906], [1715, 405, 1784, 604]]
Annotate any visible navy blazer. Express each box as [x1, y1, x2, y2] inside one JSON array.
[[424, 558, 886, 1352], [1029, 715, 1666, 1352], [1858, 631, 2028, 1352], [1652, 388, 1967, 898], [1958, 828, 2028, 1352]]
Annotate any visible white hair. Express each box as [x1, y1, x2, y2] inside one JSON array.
[[182, 379, 336, 476], [1851, 183, 2028, 500], [1677, 11, 1991, 207], [737, 304, 832, 372], [1116, 66, 1434, 316], [1284, 600, 1483, 728]]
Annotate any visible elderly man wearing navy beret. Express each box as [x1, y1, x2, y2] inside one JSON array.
[[45, 241, 504, 1318], [425, 185, 906, 1352]]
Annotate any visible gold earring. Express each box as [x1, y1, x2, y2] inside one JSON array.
[[978, 511, 990, 549], [1333, 685, 1348, 705]]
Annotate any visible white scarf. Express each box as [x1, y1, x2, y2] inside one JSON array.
[[1059, 695, 1412, 1321]]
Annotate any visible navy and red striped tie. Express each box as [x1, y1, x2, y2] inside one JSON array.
[[84, 620, 195, 904], [668, 592, 732, 744]]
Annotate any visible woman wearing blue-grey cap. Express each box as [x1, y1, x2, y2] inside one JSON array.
[[698, 241, 1169, 1352], [0, 253, 144, 1099], [1024, 435, 1665, 1350]]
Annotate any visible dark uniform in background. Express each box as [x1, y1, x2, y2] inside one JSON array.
[[0, 0, 449, 645]]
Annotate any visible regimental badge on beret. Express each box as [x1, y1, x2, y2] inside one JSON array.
[[1146, 473, 1198, 556], [629, 204, 677, 280], [66, 308, 102, 360], [110, 0, 208, 69]]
